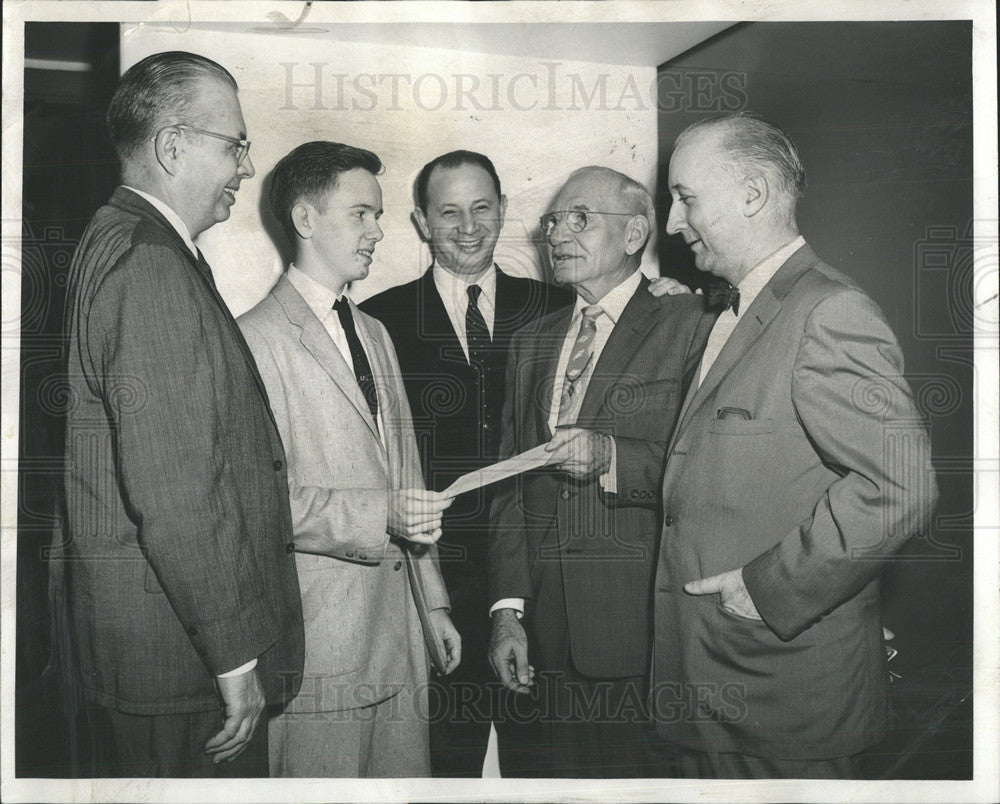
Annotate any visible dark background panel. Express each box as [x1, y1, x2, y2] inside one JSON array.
[[656, 21, 974, 779], [18, 22, 120, 777]]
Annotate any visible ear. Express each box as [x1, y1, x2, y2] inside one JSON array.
[[744, 173, 768, 217], [290, 202, 314, 240], [498, 193, 509, 227], [153, 126, 183, 176], [623, 214, 650, 257], [413, 206, 431, 241]]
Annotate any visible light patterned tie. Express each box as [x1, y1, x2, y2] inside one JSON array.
[[556, 305, 604, 426]]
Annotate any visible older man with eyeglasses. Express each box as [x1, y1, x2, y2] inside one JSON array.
[[58, 51, 304, 777], [487, 166, 714, 777]]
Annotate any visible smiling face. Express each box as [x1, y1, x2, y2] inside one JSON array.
[[179, 77, 256, 237], [546, 170, 640, 302], [415, 163, 507, 278], [665, 129, 750, 284], [303, 168, 384, 293]]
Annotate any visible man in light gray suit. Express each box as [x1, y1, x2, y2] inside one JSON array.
[[238, 142, 460, 777], [653, 113, 937, 778]]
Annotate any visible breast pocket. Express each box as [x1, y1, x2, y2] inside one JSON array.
[[707, 417, 776, 436]]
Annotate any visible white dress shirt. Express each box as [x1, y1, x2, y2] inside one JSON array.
[[492, 270, 643, 618], [123, 186, 254, 679], [287, 265, 386, 446], [432, 262, 497, 362], [697, 236, 806, 385]]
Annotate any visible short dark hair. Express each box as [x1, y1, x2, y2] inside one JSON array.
[[676, 112, 806, 204], [414, 150, 502, 212], [107, 51, 237, 163], [269, 141, 383, 243]]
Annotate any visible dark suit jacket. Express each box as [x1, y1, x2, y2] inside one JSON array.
[[653, 244, 938, 758], [360, 267, 573, 605], [60, 187, 304, 715], [490, 278, 713, 678]]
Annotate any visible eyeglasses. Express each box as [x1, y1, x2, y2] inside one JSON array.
[[539, 210, 636, 237], [172, 124, 252, 164]]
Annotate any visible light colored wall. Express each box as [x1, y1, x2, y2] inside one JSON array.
[[122, 25, 659, 314]]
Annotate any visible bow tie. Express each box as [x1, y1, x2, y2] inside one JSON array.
[[706, 283, 741, 316]]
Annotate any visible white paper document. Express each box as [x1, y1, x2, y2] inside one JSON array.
[[444, 443, 553, 498]]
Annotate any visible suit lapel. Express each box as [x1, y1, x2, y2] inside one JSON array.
[[418, 269, 468, 363], [274, 277, 382, 445], [111, 188, 280, 431], [672, 246, 818, 439], [577, 278, 657, 424]]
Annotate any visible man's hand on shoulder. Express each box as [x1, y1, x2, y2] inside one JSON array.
[[647, 276, 698, 297], [388, 488, 454, 545], [489, 609, 535, 694]]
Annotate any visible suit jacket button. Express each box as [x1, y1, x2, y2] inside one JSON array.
[[630, 490, 638, 499], [359, 554, 367, 561], [286, 542, 295, 553], [664, 514, 673, 527], [560, 489, 570, 500], [394, 561, 403, 571], [273, 459, 283, 470], [346, 551, 355, 558]]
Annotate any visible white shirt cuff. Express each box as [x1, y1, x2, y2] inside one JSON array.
[[598, 436, 617, 493], [490, 598, 524, 618], [217, 658, 257, 678]]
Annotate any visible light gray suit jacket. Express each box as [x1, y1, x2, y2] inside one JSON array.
[[239, 274, 449, 713], [653, 244, 938, 759]]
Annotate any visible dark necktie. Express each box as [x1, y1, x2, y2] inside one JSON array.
[[333, 298, 379, 427], [465, 284, 491, 366], [706, 282, 741, 316]]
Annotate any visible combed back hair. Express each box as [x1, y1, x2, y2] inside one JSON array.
[[107, 51, 237, 163], [565, 165, 656, 252], [415, 150, 502, 211], [677, 112, 806, 207], [269, 141, 383, 243]]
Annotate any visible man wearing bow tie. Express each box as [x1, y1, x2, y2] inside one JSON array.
[[652, 113, 938, 778], [488, 166, 714, 777], [238, 142, 460, 776]]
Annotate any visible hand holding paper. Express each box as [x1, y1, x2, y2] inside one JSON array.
[[443, 443, 554, 498], [388, 488, 453, 544]]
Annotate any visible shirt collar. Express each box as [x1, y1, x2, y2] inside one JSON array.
[[735, 236, 806, 313], [287, 264, 341, 322], [573, 269, 643, 325], [122, 186, 198, 258], [432, 261, 497, 307]]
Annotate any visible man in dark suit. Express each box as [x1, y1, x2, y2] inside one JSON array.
[[360, 151, 572, 776], [488, 166, 714, 777], [59, 51, 304, 777], [652, 113, 938, 778]]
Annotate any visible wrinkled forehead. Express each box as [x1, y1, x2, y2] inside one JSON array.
[[551, 171, 621, 212], [427, 163, 497, 201]]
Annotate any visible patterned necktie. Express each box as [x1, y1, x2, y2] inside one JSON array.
[[466, 284, 491, 366], [333, 298, 379, 428], [556, 305, 604, 426]]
